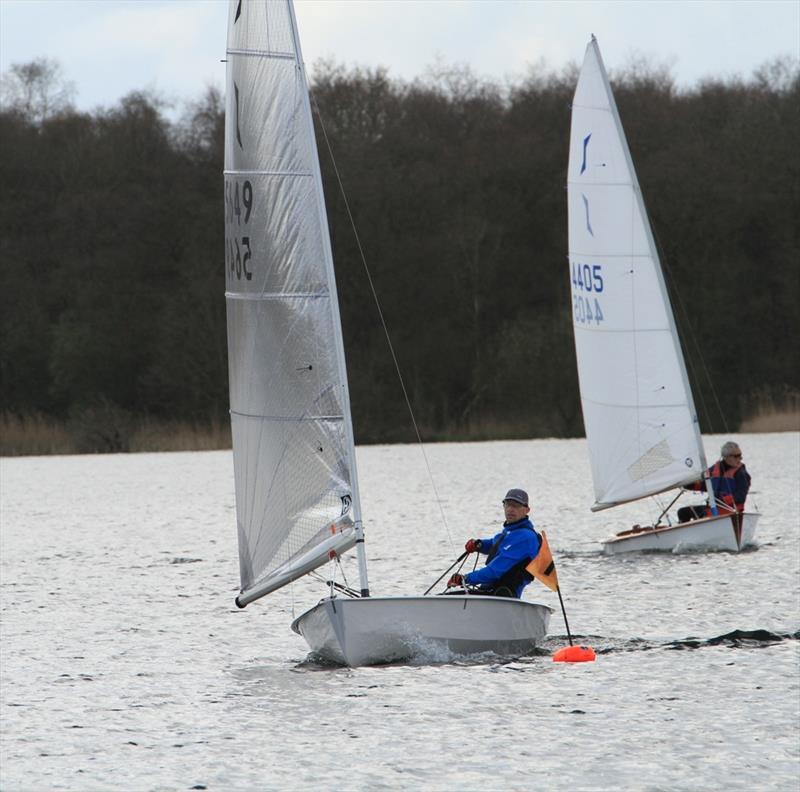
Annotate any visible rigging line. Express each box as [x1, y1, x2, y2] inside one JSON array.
[[649, 221, 728, 434], [309, 569, 360, 597], [309, 90, 454, 549], [336, 556, 352, 592]]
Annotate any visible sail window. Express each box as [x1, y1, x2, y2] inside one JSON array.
[[627, 439, 674, 482]]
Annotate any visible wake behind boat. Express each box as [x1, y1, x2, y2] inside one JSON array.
[[566, 38, 759, 554], [224, 0, 551, 666]]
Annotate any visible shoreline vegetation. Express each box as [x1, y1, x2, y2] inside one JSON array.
[[736, 389, 800, 434], [2, 400, 798, 457], [0, 413, 232, 457], [2, 59, 798, 458]]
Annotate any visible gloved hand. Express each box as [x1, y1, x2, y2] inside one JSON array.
[[447, 573, 464, 588], [464, 538, 481, 553]]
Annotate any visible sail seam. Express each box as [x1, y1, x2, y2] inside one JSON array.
[[225, 291, 329, 300], [226, 48, 296, 60], [573, 326, 671, 334], [566, 181, 634, 187], [582, 398, 690, 409], [569, 252, 651, 258], [230, 411, 345, 421], [223, 169, 313, 177], [570, 102, 615, 112]]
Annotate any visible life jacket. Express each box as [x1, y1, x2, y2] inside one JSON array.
[[526, 530, 559, 592], [705, 460, 744, 515]]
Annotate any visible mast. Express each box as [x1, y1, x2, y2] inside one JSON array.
[[287, 0, 370, 595]]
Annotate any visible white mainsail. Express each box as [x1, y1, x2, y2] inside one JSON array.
[[224, 0, 361, 605], [221, 0, 552, 664], [567, 38, 706, 511]]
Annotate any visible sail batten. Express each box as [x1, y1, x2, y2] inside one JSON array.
[[225, 0, 362, 603], [567, 38, 706, 509]]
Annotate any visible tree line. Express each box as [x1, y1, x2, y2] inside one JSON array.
[[1, 56, 798, 451]]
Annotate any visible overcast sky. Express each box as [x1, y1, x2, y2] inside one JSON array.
[[1, 0, 798, 114]]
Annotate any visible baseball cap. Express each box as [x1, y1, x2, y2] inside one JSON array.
[[503, 488, 529, 506]]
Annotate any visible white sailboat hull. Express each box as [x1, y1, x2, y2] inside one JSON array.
[[602, 511, 759, 555], [291, 595, 553, 667]]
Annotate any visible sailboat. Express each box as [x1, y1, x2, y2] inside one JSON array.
[[567, 38, 759, 554], [223, 0, 551, 666]]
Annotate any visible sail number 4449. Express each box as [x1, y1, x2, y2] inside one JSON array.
[[572, 262, 604, 325]]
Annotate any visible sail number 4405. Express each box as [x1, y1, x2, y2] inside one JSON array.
[[225, 178, 254, 281], [572, 263, 604, 325], [572, 262, 603, 292]]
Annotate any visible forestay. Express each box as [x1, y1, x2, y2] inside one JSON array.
[[224, 0, 360, 605], [567, 38, 706, 511]]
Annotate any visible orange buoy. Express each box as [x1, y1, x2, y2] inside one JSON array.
[[553, 645, 596, 663]]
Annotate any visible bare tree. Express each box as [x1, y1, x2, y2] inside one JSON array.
[[0, 57, 75, 122]]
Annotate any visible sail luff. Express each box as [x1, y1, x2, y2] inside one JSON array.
[[567, 37, 707, 510]]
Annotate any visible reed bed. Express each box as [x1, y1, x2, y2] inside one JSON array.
[[0, 413, 231, 457], [739, 408, 800, 433], [0, 413, 74, 456], [129, 418, 231, 453], [739, 390, 800, 434], [2, 399, 797, 458]]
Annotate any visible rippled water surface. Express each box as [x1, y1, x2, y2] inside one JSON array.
[[2, 433, 798, 791]]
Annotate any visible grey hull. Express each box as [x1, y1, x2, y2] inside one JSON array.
[[291, 595, 553, 667]]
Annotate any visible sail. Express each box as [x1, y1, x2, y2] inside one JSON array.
[[567, 38, 706, 511], [224, 0, 359, 605]]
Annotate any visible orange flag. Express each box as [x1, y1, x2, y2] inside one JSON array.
[[526, 530, 559, 592]]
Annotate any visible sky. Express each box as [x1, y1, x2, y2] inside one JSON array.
[[1, 0, 798, 114]]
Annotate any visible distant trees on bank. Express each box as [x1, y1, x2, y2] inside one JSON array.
[[1, 56, 798, 452]]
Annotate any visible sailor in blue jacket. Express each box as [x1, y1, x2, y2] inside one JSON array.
[[447, 488, 541, 598]]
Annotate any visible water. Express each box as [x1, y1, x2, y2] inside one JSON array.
[[1, 433, 798, 791]]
